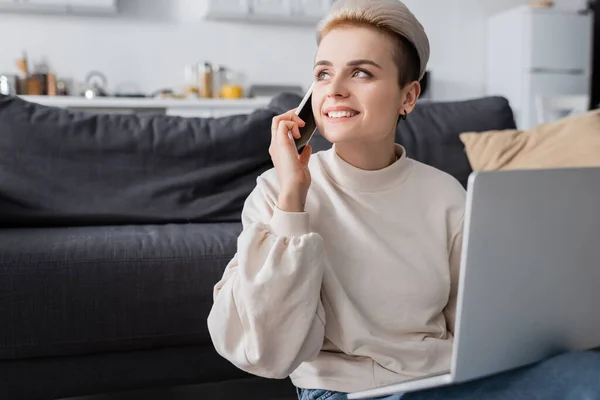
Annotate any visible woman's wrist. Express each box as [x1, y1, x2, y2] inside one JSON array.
[[277, 190, 307, 213]]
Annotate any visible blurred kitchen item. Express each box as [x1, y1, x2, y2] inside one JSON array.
[[221, 84, 244, 99], [82, 70, 108, 98], [16, 52, 29, 77], [26, 74, 44, 95], [56, 80, 69, 96], [0, 74, 18, 95], [31, 58, 50, 95], [15, 52, 29, 95], [151, 88, 186, 99], [114, 81, 146, 98], [214, 65, 228, 98], [219, 68, 248, 98], [184, 64, 200, 98], [47, 73, 57, 96], [201, 62, 214, 98], [115, 93, 147, 98], [247, 84, 304, 98], [529, 1, 554, 7]]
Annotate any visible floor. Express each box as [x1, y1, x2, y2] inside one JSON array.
[[59, 378, 298, 400]]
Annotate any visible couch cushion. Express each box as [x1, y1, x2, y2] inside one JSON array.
[[0, 345, 296, 400], [0, 222, 241, 360], [0, 345, 296, 399], [0, 94, 515, 228], [0, 94, 283, 227], [459, 109, 600, 171], [396, 96, 516, 187]]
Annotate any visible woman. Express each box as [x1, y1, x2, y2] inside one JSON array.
[[207, 1, 600, 399]]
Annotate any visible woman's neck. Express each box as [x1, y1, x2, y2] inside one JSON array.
[[334, 136, 398, 171]]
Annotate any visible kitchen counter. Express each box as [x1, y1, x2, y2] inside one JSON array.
[[19, 96, 273, 118]]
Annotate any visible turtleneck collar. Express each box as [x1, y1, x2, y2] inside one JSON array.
[[318, 143, 412, 192]]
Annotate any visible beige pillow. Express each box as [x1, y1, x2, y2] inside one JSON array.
[[459, 109, 600, 171]]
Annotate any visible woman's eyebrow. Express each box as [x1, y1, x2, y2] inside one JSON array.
[[314, 60, 333, 67], [314, 59, 382, 69], [346, 59, 382, 69]]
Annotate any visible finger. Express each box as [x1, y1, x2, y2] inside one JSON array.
[[291, 114, 306, 127], [291, 122, 301, 139], [271, 117, 280, 137], [271, 113, 288, 134], [271, 123, 277, 142], [272, 117, 292, 143], [272, 109, 304, 131], [277, 121, 300, 152], [278, 120, 300, 141], [298, 144, 312, 167]]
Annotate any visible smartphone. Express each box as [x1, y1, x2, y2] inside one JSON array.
[[294, 83, 317, 152]]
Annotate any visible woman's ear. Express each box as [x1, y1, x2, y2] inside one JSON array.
[[399, 81, 421, 116]]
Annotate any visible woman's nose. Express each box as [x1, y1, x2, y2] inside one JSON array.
[[326, 77, 350, 98]]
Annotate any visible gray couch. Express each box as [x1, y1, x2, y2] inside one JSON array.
[[0, 93, 516, 399]]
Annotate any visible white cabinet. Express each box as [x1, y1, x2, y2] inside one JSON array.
[[250, 0, 291, 16], [27, 0, 68, 4], [203, 0, 330, 25], [204, 0, 249, 19], [25, 0, 68, 5], [292, 0, 331, 19], [526, 11, 592, 73], [67, 0, 117, 14], [0, 0, 118, 14], [486, 5, 592, 129]]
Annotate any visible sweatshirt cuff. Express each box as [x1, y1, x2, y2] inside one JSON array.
[[269, 207, 310, 237]]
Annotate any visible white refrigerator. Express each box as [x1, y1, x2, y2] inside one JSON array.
[[486, 5, 593, 130]]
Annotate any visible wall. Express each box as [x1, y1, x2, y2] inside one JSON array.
[[0, 0, 589, 101]]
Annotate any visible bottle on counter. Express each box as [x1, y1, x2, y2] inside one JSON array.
[[15, 52, 29, 95], [214, 65, 227, 98], [47, 73, 57, 96], [184, 64, 200, 98], [201, 62, 214, 98]]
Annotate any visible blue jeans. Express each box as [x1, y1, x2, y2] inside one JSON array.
[[297, 350, 600, 400]]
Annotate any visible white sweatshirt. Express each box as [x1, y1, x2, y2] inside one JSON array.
[[207, 144, 466, 393]]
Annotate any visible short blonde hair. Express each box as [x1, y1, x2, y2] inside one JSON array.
[[317, 0, 430, 86]]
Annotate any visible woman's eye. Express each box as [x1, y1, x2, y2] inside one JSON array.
[[316, 71, 331, 81], [353, 70, 372, 78]]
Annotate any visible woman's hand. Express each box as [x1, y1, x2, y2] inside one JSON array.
[[269, 109, 313, 213]]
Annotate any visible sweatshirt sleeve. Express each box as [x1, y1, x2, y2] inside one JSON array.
[[207, 175, 326, 379], [443, 215, 464, 335]]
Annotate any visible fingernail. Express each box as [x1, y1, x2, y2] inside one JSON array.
[[288, 131, 293, 140]]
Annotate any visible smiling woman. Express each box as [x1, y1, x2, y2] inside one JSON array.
[[208, 0, 465, 390], [309, 0, 428, 171], [207, 0, 467, 396], [208, 0, 468, 390]]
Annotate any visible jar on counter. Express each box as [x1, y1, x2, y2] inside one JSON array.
[[220, 68, 245, 99]]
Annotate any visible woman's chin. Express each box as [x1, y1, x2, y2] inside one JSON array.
[[320, 127, 362, 144]]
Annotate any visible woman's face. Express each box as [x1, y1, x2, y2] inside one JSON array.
[[312, 25, 417, 145]]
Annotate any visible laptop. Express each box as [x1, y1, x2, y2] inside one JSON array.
[[348, 167, 600, 399]]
